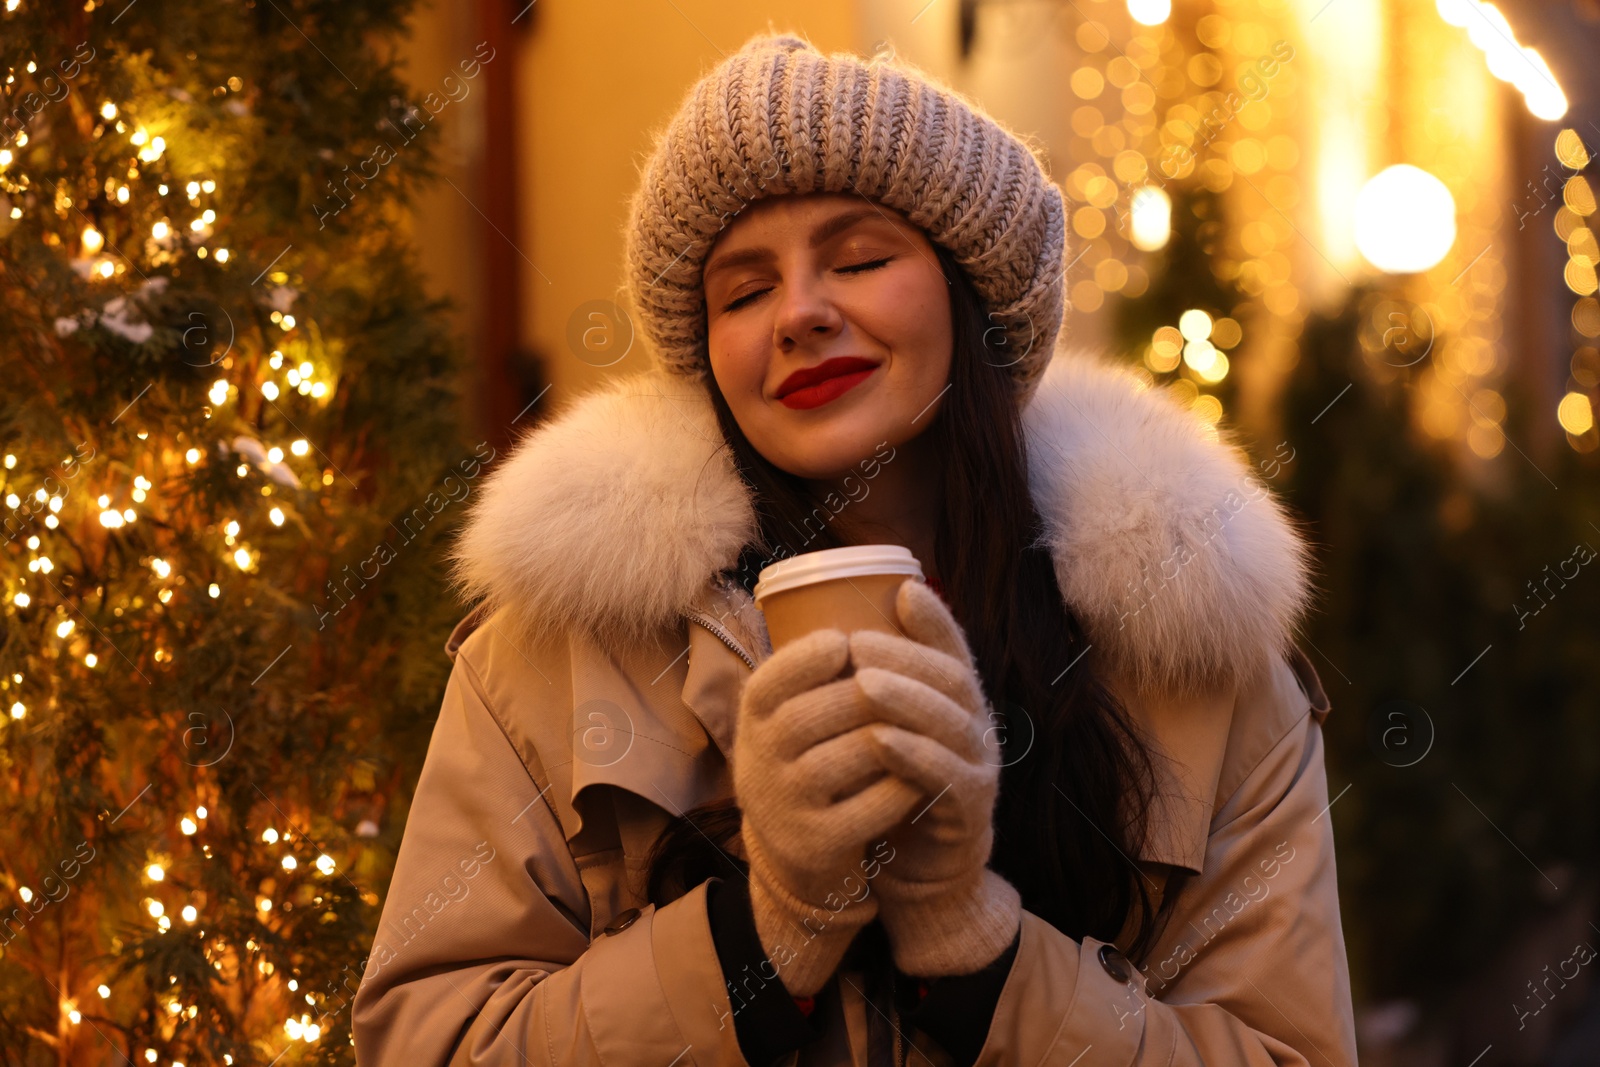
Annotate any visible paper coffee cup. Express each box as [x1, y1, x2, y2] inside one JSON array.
[[752, 545, 925, 651]]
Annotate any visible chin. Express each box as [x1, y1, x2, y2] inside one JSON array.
[[767, 422, 899, 480]]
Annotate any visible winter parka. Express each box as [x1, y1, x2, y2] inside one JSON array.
[[350, 349, 1360, 1067]]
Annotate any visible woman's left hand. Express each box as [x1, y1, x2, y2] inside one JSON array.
[[848, 577, 1023, 978]]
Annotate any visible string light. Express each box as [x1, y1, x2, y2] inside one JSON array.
[[1436, 0, 1566, 119]]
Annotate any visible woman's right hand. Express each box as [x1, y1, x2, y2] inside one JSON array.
[[733, 626, 923, 997]]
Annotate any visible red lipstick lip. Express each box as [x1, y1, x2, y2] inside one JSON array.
[[775, 356, 881, 400]]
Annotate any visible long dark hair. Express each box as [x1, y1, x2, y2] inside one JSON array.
[[645, 242, 1191, 964]]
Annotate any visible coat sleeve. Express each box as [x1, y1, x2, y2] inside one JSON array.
[[350, 649, 749, 1066], [976, 653, 1359, 1067]]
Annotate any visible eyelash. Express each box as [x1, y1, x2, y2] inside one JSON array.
[[721, 257, 893, 312]]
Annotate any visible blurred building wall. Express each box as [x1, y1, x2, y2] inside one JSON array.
[[396, 0, 491, 433]]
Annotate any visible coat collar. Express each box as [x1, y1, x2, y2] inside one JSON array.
[[446, 347, 1319, 876], [450, 346, 1315, 701]]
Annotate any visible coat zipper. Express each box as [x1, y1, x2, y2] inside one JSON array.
[[684, 610, 758, 672]]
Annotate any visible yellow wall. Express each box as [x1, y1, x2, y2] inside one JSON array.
[[396, 0, 492, 431]]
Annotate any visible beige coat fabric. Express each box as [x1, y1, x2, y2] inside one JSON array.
[[351, 350, 1360, 1066]]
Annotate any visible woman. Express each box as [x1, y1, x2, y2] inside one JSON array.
[[352, 33, 1358, 1066]]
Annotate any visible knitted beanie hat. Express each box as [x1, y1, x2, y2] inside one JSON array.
[[623, 32, 1067, 401]]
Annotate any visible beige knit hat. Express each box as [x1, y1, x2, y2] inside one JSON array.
[[623, 32, 1067, 401]]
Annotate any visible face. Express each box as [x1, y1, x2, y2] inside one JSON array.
[[702, 193, 953, 480]]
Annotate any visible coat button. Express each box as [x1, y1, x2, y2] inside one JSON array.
[[602, 908, 641, 936], [1098, 943, 1132, 983]]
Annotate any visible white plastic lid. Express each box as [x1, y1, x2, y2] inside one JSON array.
[[753, 545, 924, 603]]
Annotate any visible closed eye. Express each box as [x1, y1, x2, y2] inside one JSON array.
[[719, 258, 895, 312], [726, 287, 774, 313], [837, 256, 892, 274]]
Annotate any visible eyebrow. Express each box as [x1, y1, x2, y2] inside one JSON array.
[[702, 207, 895, 281]]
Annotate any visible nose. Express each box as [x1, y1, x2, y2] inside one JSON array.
[[772, 270, 843, 351]]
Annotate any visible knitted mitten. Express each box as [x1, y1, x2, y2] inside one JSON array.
[[734, 626, 923, 997], [849, 578, 1023, 978]]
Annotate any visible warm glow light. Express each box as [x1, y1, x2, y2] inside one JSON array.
[[1179, 310, 1213, 341], [291, 439, 310, 456], [1127, 0, 1170, 25], [1439, 0, 1567, 119], [233, 548, 252, 570], [180, 817, 197, 835], [1129, 186, 1172, 251], [1557, 392, 1594, 435], [147, 864, 164, 881], [1354, 165, 1457, 273]]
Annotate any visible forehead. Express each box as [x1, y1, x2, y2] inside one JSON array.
[[713, 193, 913, 247]]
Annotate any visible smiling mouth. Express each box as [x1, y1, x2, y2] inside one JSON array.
[[776, 356, 880, 410]]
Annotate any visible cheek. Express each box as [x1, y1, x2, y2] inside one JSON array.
[[707, 319, 773, 439], [858, 265, 952, 383], [707, 318, 766, 397]]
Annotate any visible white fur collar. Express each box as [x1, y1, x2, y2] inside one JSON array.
[[450, 349, 1315, 697]]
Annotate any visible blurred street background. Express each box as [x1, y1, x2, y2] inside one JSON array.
[[4, 1, 1599, 1063]]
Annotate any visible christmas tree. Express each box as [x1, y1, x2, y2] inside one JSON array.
[[1, 1, 471, 1062]]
